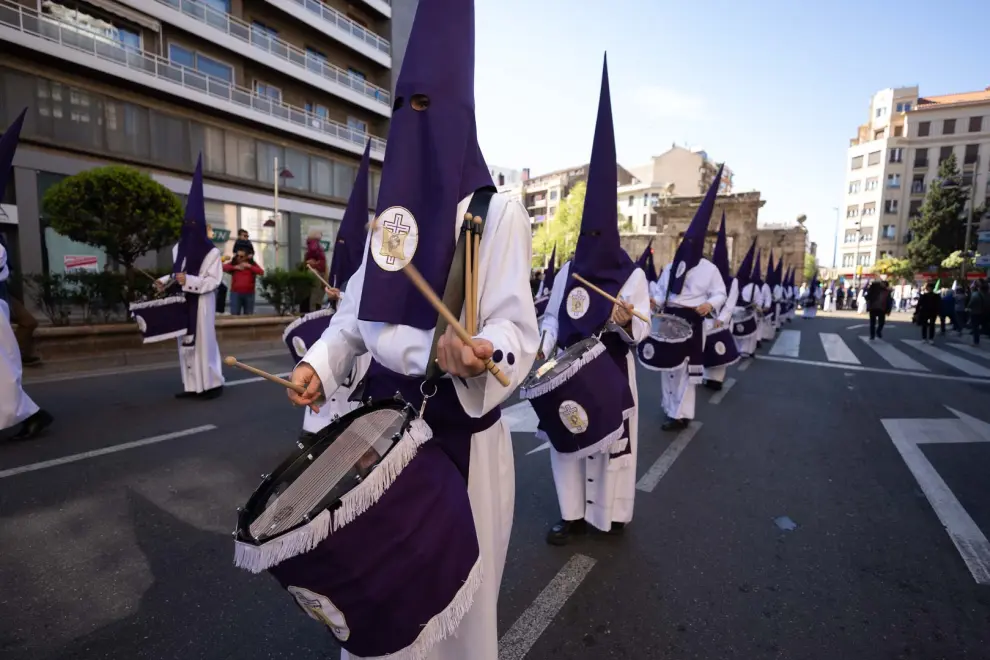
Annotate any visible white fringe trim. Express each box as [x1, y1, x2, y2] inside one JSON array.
[[556, 421, 626, 462], [609, 437, 629, 453], [636, 355, 689, 373], [142, 328, 188, 344], [607, 454, 634, 472], [282, 307, 336, 341], [233, 418, 433, 574], [129, 294, 186, 311], [518, 340, 607, 400], [356, 558, 484, 660]]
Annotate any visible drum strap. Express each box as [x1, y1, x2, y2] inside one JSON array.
[[425, 187, 496, 383]]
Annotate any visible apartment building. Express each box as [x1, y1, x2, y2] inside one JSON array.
[[0, 0, 410, 279], [839, 85, 990, 277], [522, 163, 635, 231]]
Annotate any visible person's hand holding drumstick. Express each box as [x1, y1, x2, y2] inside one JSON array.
[[610, 299, 634, 329], [436, 325, 494, 378]]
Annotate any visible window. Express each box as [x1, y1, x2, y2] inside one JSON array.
[[848, 180, 861, 194], [889, 148, 903, 163], [846, 205, 859, 218], [256, 142, 284, 184], [189, 122, 224, 173], [884, 199, 899, 214], [860, 230, 874, 242], [842, 253, 855, 267], [149, 111, 189, 169], [283, 148, 310, 191], [881, 224, 897, 239], [876, 107, 886, 118], [627, 195, 633, 206], [908, 200, 922, 218], [863, 202, 876, 216], [939, 146, 953, 164], [548, 206, 556, 217], [895, 102, 912, 113], [254, 81, 281, 102], [305, 47, 327, 74], [969, 116, 983, 133], [867, 151, 881, 166], [549, 190, 558, 200], [911, 175, 925, 194], [874, 129, 884, 140], [346, 116, 368, 134], [642, 214, 647, 226], [305, 102, 329, 120], [943, 119, 956, 135], [347, 67, 366, 81], [914, 148, 929, 167], [851, 155, 864, 170], [844, 229, 858, 243], [964, 144, 979, 165], [886, 173, 901, 188], [892, 125, 903, 137], [224, 132, 255, 180], [918, 121, 930, 137], [643, 194, 650, 206], [857, 253, 872, 266], [865, 177, 879, 191], [104, 99, 150, 159], [168, 44, 233, 82], [310, 156, 333, 196], [333, 161, 356, 200], [202, 0, 229, 12], [251, 21, 277, 49], [962, 173, 973, 188]]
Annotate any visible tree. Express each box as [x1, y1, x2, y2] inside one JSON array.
[[803, 253, 817, 281], [941, 249, 981, 271], [873, 255, 914, 280], [42, 166, 183, 275], [907, 153, 970, 272], [532, 181, 586, 268]]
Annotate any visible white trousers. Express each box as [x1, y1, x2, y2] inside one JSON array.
[[703, 364, 726, 383], [661, 362, 695, 420]]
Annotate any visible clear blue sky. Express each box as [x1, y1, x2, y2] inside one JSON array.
[[471, 0, 990, 266]]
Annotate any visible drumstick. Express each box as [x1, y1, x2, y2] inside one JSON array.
[[307, 264, 333, 290], [464, 214, 475, 336], [135, 267, 160, 283], [570, 273, 651, 324], [400, 262, 510, 387], [471, 215, 482, 336], [223, 356, 306, 394]]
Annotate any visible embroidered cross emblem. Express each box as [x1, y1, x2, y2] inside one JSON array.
[[379, 213, 411, 266]]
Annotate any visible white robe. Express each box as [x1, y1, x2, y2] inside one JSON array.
[[161, 245, 225, 393], [823, 290, 834, 312], [654, 260, 727, 421], [802, 291, 821, 318], [301, 352, 372, 434], [0, 244, 39, 430], [302, 192, 539, 660], [703, 277, 739, 383], [759, 283, 775, 340], [857, 291, 868, 314], [538, 261, 650, 531], [734, 282, 762, 356]]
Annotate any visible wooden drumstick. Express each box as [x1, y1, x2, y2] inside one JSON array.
[[400, 262, 511, 387], [471, 214, 482, 335], [223, 356, 306, 394], [570, 273, 651, 324], [307, 264, 333, 290], [463, 213, 475, 336]]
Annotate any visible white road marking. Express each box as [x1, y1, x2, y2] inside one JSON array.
[[947, 342, 990, 360], [769, 330, 801, 358], [882, 407, 990, 585], [708, 377, 736, 405], [226, 372, 292, 387], [636, 422, 702, 493], [737, 359, 752, 372], [526, 442, 551, 455], [846, 323, 869, 330], [498, 554, 597, 660], [758, 355, 990, 384], [859, 336, 929, 371], [503, 401, 540, 434], [820, 333, 860, 364], [0, 425, 218, 479], [902, 340, 990, 377]]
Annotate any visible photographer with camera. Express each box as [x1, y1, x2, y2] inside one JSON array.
[[222, 247, 264, 315]]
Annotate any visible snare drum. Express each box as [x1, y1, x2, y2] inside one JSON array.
[[283, 307, 335, 363], [703, 324, 741, 369], [731, 306, 759, 339], [519, 337, 629, 460], [234, 400, 481, 659], [129, 295, 188, 343], [635, 312, 694, 372]]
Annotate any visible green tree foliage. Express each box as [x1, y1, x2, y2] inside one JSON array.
[[42, 166, 183, 272], [532, 181, 586, 268], [907, 154, 971, 272], [803, 253, 817, 281], [941, 249, 981, 270], [873, 255, 914, 279]]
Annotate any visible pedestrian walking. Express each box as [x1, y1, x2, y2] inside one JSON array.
[[968, 279, 987, 346], [866, 276, 890, 340], [917, 283, 941, 343]]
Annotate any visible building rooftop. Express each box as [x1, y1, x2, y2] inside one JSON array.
[[916, 87, 990, 110]]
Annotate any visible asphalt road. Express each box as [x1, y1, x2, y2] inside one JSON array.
[[2, 314, 990, 659]]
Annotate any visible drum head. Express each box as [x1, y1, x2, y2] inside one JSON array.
[[651, 313, 693, 343], [522, 336, 600, 390]]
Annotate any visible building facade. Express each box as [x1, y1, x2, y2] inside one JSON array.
[[839, 85, 990, 277], [521, 162, 635, 231], [0, 0, 410, 282]]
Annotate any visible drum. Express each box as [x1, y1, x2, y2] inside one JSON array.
[[731, 306, 759, 339], [703, 325, 741, 369], [635, 312, 694, 372], [519, 337, 629, 460], [283, 307, 335, 363], [129, 295, 188, 343], [234, 400, 481, 659]]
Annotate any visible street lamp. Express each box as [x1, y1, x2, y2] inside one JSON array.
[[831, 207, 839, 269], [938, 154, 979, 281], [264, 157, 294, 270]]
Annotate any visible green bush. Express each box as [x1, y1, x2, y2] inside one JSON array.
[[259, 269, 318, 316], [26, 269, 172, 325]]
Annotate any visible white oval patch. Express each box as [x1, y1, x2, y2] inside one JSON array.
[[715, 341, 726, 355], [558, 400, 589, 434], [287, 586, 351, 641], [370, 206, 419, 272], [675, 261, 687, 279], [735, 323, 744, 333], [292, 335, 308, 357], [566, 287, 590, 320], [641, 343, 655, 360]]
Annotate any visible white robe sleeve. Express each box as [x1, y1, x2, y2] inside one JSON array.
[[654, 266, 670, 308], [182, 248, 222, 294], [538, 261, 569, 357], [605, 268, 650, 345], [0, 243, 8, 282], [705, 266, 727, 312], [718, 279, 739, 325], [302, 258, 369, 396], [454, 199, 540, 418]]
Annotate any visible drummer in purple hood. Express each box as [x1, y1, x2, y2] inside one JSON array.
[[536, 56, 651, 546], [287, 0, 540, 657]]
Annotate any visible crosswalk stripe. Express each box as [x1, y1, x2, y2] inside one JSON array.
[[820, 333, 859, 364], [902, 340, 990, 377], [859, 336, 929, 371], [946, 342, 990, 360], [769, 329, 801, 358]]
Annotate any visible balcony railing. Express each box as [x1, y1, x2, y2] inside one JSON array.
[[0, 0, 387, 155], [157, 0, 390, 108], [286, 0, 390, 55], [913, 159, 929, 169], [911, 184, 926, 194]]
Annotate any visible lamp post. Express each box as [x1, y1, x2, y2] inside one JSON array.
[[831, 207, 840, 270], [264, 157, 294, 270], [938, 154, 979, 282]]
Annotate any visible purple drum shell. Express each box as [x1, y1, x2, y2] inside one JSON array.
[[129, 295, 188, 344], [703, 327, 741, 368], [636, 334, 690, 371], [731, 313, 759, 338], [283, 308, 335, 363]]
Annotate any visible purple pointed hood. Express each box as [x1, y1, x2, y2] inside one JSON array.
[[751, 249, 764, 287], [711, 212, 731, 289], [763, 249, 776, 288], [358, 0, 493, 329], [668, 163, 723, 295], [735, 238, 756, 289], [174, 155, 213, 277], [635, 239, 658, 282], [0, 108, 27, 203], [557, 54, 635, 347], [329, 141, 372, 290], [773, 256, 784, 288], [542, 244, 557, 293]]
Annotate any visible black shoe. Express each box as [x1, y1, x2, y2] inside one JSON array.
[[547, 519, 587, 546], [175, 391, 198, 399], [877, 330, 883, 339], [703, 380, 723, 391], [199, 386, 224, 400], [21, 355, 42, 367], [869, 334, 875, 341], [757, 341, 763, 348], [661, 418, 689, 432], [605, 522, 626, 536], [12, 410, 53, 440]]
